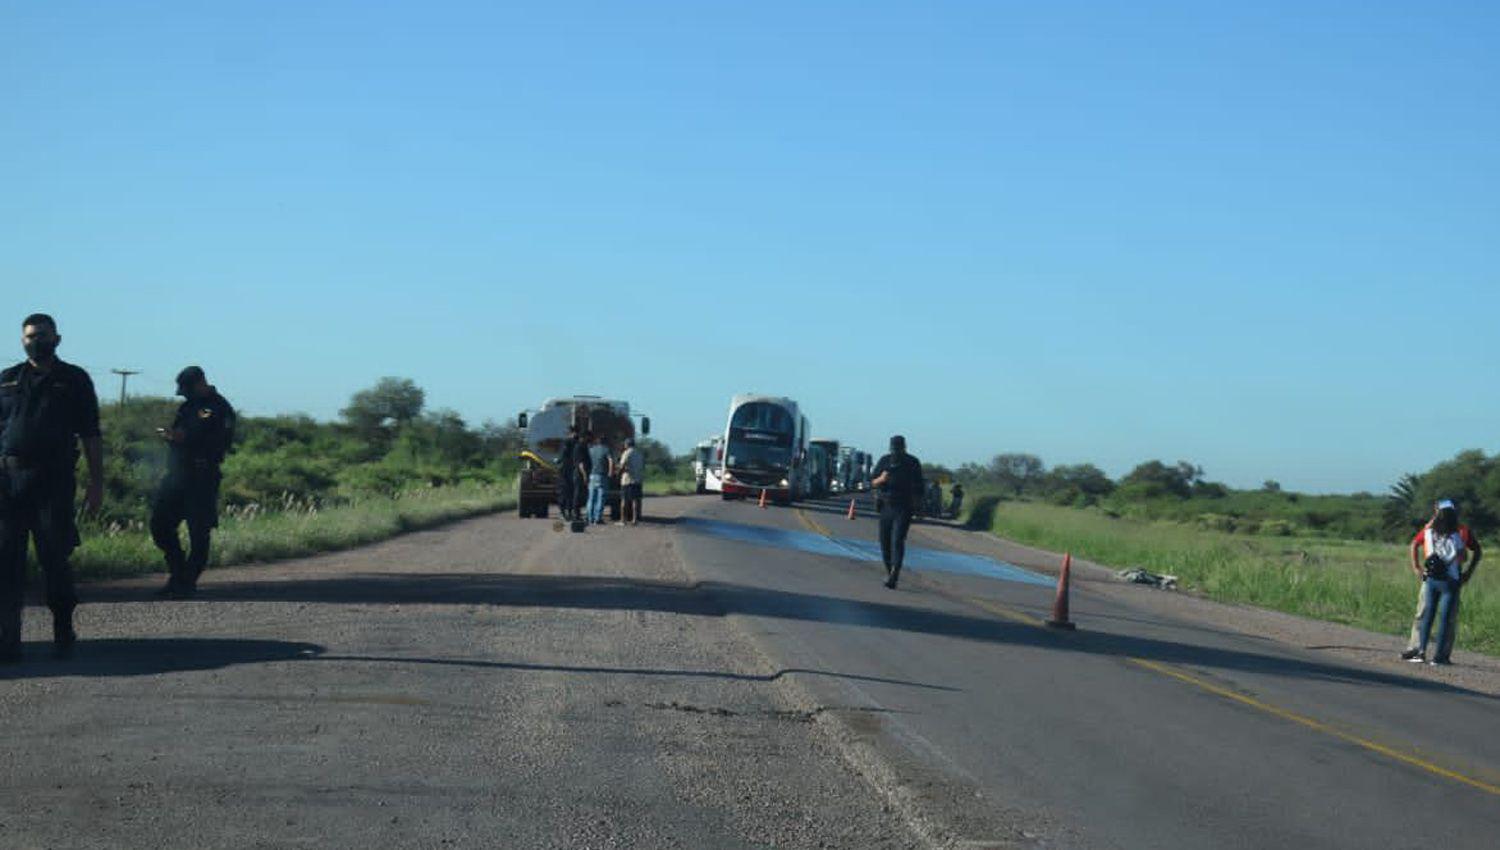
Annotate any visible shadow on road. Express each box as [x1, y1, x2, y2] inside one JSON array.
[[783, 496, 959, 526], [962, 495, 1002, 531], [0, 638, 323, 681], [82, 573, 1497, 701]]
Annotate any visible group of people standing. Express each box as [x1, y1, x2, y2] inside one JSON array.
[[554, 425, 646, 526], [1, 313, 234, 662]]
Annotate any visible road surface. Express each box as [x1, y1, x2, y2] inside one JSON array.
[[2, 494, 1497, 848]]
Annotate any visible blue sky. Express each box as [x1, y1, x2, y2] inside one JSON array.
[[3, 1, 1496, 493]]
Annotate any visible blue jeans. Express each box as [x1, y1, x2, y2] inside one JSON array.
[[587, 475, 607, 523], [1412, 576, 1461, 660]]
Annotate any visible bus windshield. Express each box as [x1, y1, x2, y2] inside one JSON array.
[[727, 402, 794, 471]]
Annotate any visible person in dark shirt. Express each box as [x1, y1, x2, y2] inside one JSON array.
[[870, 435, 923, 590], [949, 482, 965, 518], [556, 426, 582, 521], [151, 366, 236, 598], [0, 313, 104, 661]]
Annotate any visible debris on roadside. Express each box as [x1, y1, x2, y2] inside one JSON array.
[[1118, 568, 1179, 590]]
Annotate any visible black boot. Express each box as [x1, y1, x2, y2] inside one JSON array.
[[51, 607, 76, 659], [0, 609, 19, 663]]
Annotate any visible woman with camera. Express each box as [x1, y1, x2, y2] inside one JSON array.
[[1401, 499, 1483, 665]]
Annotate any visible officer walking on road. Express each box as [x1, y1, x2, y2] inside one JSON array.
[[870, 435, 923, 590], [0, 313, 104, 661], [151, 366, 235, 598]]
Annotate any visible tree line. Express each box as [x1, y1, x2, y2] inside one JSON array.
[[90, 377, 686, 526], [939, 449, 1500, 542]]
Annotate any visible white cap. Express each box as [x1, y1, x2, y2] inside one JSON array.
[[1437, 499, 1457, 511]]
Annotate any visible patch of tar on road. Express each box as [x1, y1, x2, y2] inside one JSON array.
[[636, 700, 902, 724], [680, 516, 1054, 587]]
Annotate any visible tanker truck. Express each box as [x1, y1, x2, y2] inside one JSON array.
[[515, 396, 650, 520]]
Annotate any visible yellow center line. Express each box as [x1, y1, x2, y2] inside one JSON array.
[[794, 507, 1500, 798], [1127, 657, 1500, 796], [795, 508, 832, 538]]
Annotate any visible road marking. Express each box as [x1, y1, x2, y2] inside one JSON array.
[[1126, 657, 1500, 797], [795, 508, 831, 537], [793, 507, 1500, 799]]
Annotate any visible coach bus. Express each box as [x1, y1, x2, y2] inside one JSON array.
[[719, 394, 808, 504]]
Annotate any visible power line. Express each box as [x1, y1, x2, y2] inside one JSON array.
[[110, 368, 140, 407]]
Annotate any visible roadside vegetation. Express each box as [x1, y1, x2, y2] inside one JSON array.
[[938, 451, 1500, 656], [65, 378, 689, 579]]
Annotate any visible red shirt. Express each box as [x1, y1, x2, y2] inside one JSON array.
[[1413, 524, 1480, 580], [1411, 525, 1479, 551]]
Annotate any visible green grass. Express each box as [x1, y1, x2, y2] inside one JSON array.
[[971, 499, 1500, 656], [644, 474, 700, 497], [70, 484, 514, 580]]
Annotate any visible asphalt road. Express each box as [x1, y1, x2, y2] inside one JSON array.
[[3, 494, 1498, 848], [679, 493, 1500, 848]]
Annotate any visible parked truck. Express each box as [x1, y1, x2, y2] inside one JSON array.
[[693, 436, 724, 494], [515, 396, 650, 519]]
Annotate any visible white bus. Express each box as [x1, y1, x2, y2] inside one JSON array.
[[719, 394, 808, 504]]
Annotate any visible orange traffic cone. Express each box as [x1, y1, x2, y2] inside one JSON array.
[[846, 499, 857, 520], [1045, 552, 1077, 630], [758, 488, 768, 509]]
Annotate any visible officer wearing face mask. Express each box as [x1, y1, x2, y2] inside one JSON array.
[[0, 313, 104, 662], [150, 366, 235, 598]]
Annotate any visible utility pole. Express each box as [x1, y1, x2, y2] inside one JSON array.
[[110, 369, 140, 407]]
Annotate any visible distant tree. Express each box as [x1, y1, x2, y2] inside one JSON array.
[[1405, 450, 1500, 536], [988, 453, 1046, 495], [1043, 463, 1115, 506], [1262, 480, 1282, 493], [1175, 461, 1205, 487], [1191, 480, 1229, 499], [922, 462, 955, 480], [396, 408, 482, 467], [478, 419, 525, 456], [1121, 460, 1195, 499], [955, 462, 990, 483], [636, 437, 678, 476], [341, 377, 425, 438], [1048, 464, 1113, 494]]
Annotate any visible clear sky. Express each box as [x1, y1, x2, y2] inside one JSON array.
[[3, 1, 1496, 493]]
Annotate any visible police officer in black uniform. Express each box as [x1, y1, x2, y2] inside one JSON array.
[[0, 313, 104, 661], [556, 425, 582, 521], [871, 435, 923, 590], [151, 366, 235, 598]]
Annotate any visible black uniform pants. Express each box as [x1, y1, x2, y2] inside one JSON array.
[[151, 472, 220, 590], [879, 507, 913, 582], [0, 473, 80, 645], [558, 474, 577, 518]]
